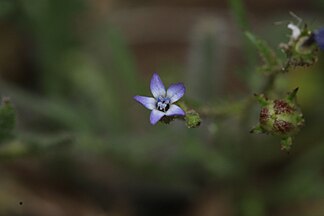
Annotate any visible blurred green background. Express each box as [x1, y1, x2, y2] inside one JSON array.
[[0, 0, 324, 215]]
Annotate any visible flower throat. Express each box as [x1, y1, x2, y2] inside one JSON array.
[[156, 96, 170, 112]]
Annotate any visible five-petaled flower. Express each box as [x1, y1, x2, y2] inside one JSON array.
[[134, 73, 186, 125]]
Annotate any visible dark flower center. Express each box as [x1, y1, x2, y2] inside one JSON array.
[[156, 96, 170, 112], [302, 32, 315, 47]]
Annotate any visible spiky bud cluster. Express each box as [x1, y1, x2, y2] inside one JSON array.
[[251, 88, 304, 151]]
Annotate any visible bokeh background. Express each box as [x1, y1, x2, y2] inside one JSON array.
[[0, 0, 324, 215]]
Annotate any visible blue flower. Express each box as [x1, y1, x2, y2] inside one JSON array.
[[134, 73, 186, 125], [314, 28, 324, 50]]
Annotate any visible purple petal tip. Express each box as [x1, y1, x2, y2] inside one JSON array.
[[134, 95, 156, 110], [150, 109, 165, 125], [150, 73, 166, 98], [167, 83, 186, 103], [165, 104, 185, 116]]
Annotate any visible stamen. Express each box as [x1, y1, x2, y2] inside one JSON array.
[[156, 97, 171, 112]]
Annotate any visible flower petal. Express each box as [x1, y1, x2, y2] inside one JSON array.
[[288, 23, 301, 40], [134, 96, 156, 110], [150, 73, 166, 98], [165, 104, 185, 116], [166, 83, 186, 103], [315, 28, 324, 50], [150, 109, 165, 125]]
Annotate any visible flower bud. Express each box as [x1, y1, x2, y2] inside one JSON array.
[[251, 88, 305, 151], [185, 109, 201, 128], [280, 25, 318, 69]]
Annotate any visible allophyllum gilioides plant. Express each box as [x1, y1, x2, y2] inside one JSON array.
[[134, 15, 324, 151]]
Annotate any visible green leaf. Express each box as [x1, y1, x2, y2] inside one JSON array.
[[229, 0, 250, 30], [245, 31, 281, 74], [281, 137, 293, 151], [254, 93, 269, 107], [250, 125, 265, 134]]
